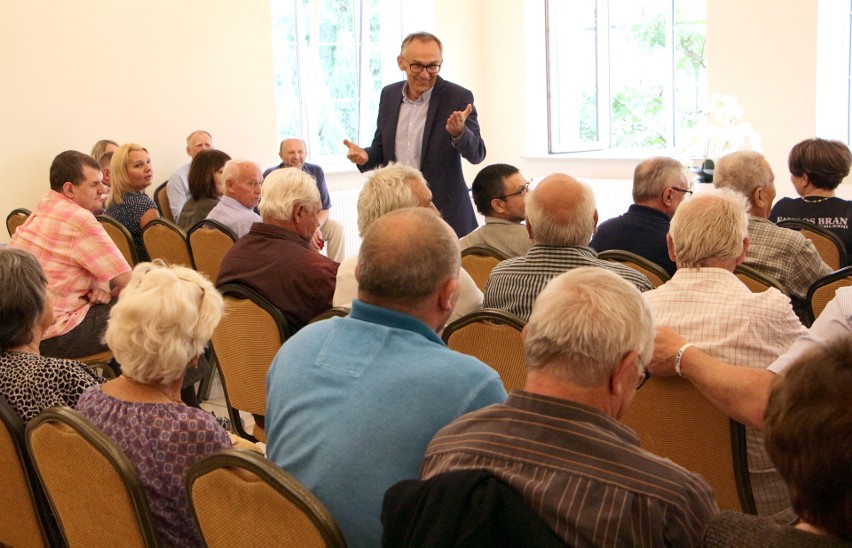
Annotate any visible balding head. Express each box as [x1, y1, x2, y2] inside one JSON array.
[[526, 174, 597, 246], [222, 159, 262, 209], [357, 208, 459, 327]]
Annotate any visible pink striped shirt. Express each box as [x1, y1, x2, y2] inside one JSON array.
[[10, 191, 130, 337]]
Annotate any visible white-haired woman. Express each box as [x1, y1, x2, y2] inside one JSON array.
[[0, 248, 103, 423], [75, 262, 229, 547]]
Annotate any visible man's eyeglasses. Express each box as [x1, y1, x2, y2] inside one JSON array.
[[406, 61, 442, 75], [670, 186, 694, 197], [498, 182, 531, 200]]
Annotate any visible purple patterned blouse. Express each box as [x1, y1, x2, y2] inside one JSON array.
[[76, 385, 231, 547]]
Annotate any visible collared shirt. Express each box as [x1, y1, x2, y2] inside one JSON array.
[[590, 203, 677, 276], [769, 285, 852, 374], [205, 195, 261, 239], [395, 84, 433, 169], [643, 267, 805, 523], [332, 255, 483, 326], [265, 299, 506, 547], [745, 215, 832, 303], [166, 163, 191, 220], [216, 222, 338, 333], [459, 216, 533, 258], [421, 391, 719, 547], [484, 244, 653, 321], [9, 191, 131, 337]]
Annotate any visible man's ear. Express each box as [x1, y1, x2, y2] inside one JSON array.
[[491, 198, 506, 215], [438, 276, 459, 312], [397, 55, 406, 71], [666, 232, 676, 262], [61, 181, 75, 199], [525, 216, 533, 239]]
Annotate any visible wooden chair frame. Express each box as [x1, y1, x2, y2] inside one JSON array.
[[141, 218, 194, 268], [733, 264, 788, 295], [98, 214, 140, 266], [806, 265, 852, 324], [597, 249, 671, 288], [154, 180, 173, 222], [461, 245, 511, 291], [25, 407, 160, 547], [186, 449, 346, 548], [6, 207, 31, 237], [0, 396, 63, 547], [212, 284, 289, 442], [777, 219, 848, 270], [442, 308, 527, 392]]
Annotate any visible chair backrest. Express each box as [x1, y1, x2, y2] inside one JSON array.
[[154, 181, 173, 222], [187, 219, 237, 282], [733, 264, 788, 295], [597, 249, 671, 288], [621, 376, 756, 513], [187, 449, 345, 547], [141, 218, 193, 268], [0, 396, 61, 548], [442, 308, 527, 392], [308, 306, 351, 324], [806, 265, 852, 323], [25, 407, 160, 547], [212, 284, 289, 442], [777, 219, 848, 270], [461, 245, 510, 292], [6, 207, 31, 237], [98, 214, 139, 266]]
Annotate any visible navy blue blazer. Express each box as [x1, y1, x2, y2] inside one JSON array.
[[360, 76, 486, 237]]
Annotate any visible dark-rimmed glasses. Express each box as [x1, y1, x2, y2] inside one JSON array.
[[669, 186, 694, 197], [498, 182, 530, 200], [406, 61, 442, 75]]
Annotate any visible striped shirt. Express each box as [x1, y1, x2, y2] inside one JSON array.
[[644, 268, 805, 523], [9, 191, 130, 338], [422, 391, 719, 547], [483, 245, 653, 321]]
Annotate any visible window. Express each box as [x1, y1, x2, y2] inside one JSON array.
[[269, 0, 402, 163], [546, 0, 707, 153]]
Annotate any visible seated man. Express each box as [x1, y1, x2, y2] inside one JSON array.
[[422, 267, 719, 546], [266, 208, 506, 548], [263, 137, 345, 262], [333, 163, 483, 326], [644, 188, 804, 523], [703, 337, 852, 544], [95, 150, 113, 214], [217, 167, 338, 333], [484, 173, 652, 321], [166, 130, 213, 219], [714, 150, 831, 322], [10, 150, 131, 358], [590, 156, 690, 275], [205, 158, 262, 238], [459, 163, 532, 258]]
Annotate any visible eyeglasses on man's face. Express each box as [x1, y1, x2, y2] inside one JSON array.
[[498, 181, 531, 200], [406, 61, 442, 75], [669, 186, 694, 197]]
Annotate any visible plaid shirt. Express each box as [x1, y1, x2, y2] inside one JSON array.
[[644, 268, 806, 523], [483, 245, 653, 321], [10, 191, 130, 337], [745, 216, 832, 301]]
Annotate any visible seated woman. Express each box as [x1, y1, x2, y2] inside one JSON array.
[[75, 262, 230, 547], [703, 337, 852, 546], [104, 143, 160, 261], [770, 138, 852, 251], [177, 149, 231, 230], [0, 248, 102, 423]]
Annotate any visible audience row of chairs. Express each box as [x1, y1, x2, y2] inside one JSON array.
[[1, 397, 345, 547]]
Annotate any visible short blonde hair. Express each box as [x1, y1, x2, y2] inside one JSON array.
[[525, 267, 654, 387], [668, 188, 749, 268], [357, 163, 425, 237], [105, 262, 224, 384], [259, 167, 320, 222], [108, 143, 147, 206]]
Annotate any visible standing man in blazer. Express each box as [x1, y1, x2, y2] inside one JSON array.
[[344, 32, 486, 237]]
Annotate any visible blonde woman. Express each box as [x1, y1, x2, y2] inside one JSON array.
[[104, 143, 160, 260]]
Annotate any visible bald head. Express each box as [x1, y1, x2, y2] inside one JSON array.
[[526, 174, 597, 246], [357, 207, 459, 310]]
